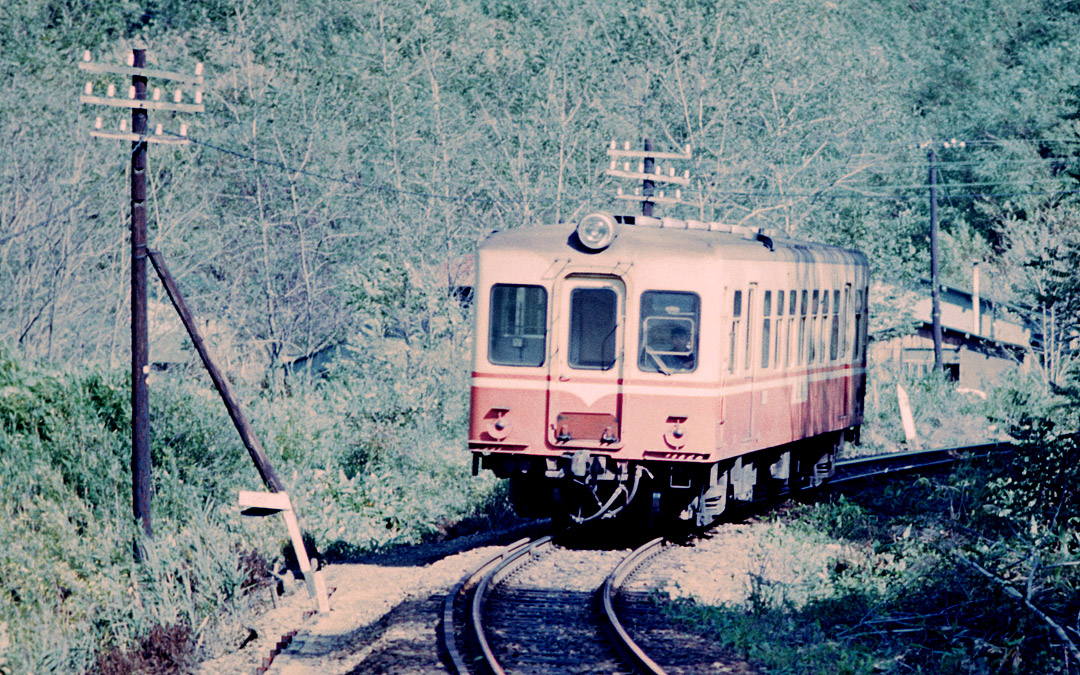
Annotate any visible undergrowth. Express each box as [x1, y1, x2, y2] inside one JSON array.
[[854, 364, 1001, 457], [670, 459, 1079, 674], [0, 336, 505, 673]]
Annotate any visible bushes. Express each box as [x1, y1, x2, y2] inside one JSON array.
[[986, 382, 1080, 529], [858, 363, 999, 455], [0, 337, 500, 672], [666, 367, 1080, 675]]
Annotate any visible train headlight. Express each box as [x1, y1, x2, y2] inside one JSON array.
[[576, 212, 617, 251]]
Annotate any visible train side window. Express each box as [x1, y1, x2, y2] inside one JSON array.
[[569, 288, 618, 370], [841, 287, 850, 358], [798, 290, 808, 365], [820, 289, 829, 362], [819, 288, 829, 362], [775, 291, 784, 369], [787, 289, 797, 367], [854, 289, 865, 360], [639, 291, 700, 374], [761, 291, 772, 369], [809, 290, 819, 363], [830, 289, 840, 361], [729, 290, 742, 373], [489, 284, 548, 367]]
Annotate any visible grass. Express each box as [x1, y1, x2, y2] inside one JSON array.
[[668, 469, 1077, 675], [853, 362, 1003, 457], [0, 336, 509, 674], [665, 368, 1078, 674]]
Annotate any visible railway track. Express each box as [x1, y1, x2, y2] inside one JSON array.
[[443, 535, 679, 674], [831, 441, 1011, 487], [443, 534, 754, 675], [440, 442, 1011, 675]]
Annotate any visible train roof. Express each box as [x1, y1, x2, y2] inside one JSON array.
[[480, 219, 868, 268]]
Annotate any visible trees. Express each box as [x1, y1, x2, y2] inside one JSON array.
[[0, 0, 1079, 378]]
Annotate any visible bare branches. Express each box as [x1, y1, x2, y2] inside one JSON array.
[[953, 552, 1080, 666]]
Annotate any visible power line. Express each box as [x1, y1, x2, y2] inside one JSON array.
[[170, 131, 524, 207], [742, 155, 1076, 173], [167, 130, 1080, 210], [709, 187, 1080, 202]]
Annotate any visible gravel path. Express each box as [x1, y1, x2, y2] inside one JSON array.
[[197, 526, 542, 675], [199, 517, 845, 674]]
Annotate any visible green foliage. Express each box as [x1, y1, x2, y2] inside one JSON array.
[[0, 340, 503, 672], [797, 495, 879, 542], [859, 362, 998, 455], [674, 478, 1078, 674], [986, 379, 1080, 529]]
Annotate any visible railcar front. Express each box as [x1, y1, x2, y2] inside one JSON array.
[[468, 213, 869, 528]]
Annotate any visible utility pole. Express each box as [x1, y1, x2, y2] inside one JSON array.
[[79, 48, 203, 553], [605, 140, 691, 215], [642, 138, 655, 217], [130, 48, 151, 540], [928, 147, 943, 373]]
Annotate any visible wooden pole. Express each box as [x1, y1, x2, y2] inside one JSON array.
[[929, 148, 944, 372], [642, 138, 654, 217], [130, 48, 152, 542], [148, 250, 285, 492]]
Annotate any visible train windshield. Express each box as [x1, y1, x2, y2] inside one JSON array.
[[489, 284, 547, 366], [639, 291, 700, 374]]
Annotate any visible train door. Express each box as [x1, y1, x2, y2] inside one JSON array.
[[546, 276, 625, 449]]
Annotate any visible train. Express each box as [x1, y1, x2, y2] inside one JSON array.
[[468, 209, 869, 528]]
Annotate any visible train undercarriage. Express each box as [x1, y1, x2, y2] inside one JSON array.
[[477, 430, 853, 529]]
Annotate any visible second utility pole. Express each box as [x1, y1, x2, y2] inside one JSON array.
[[928, 147, 943, 372]]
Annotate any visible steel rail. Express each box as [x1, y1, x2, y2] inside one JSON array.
[[601, 537, 669, 675], [832, 441, 1012, 487], [442, 537, 532, 675], [470, 535, 553, 675]]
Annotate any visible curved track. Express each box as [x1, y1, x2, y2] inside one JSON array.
[[831, 442, 1010, 486], [601, 537, 669, 675], [443, 535, 678, 675], [441, 443, 1011, 675]]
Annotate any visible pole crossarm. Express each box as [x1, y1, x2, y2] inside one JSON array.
[[604, 168, 691, 186], [607, 145, 692, 161], [79, 60, 204, 86], [90, 130, 190, 145], [80, 94, 205, 114]]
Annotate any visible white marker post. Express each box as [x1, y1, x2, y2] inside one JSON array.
[[896, 383, 920, 450], [239, 491, 331, 613]]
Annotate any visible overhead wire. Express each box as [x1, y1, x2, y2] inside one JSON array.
[[167, 130, 524, 207], [166, 130, 1080, 209]]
